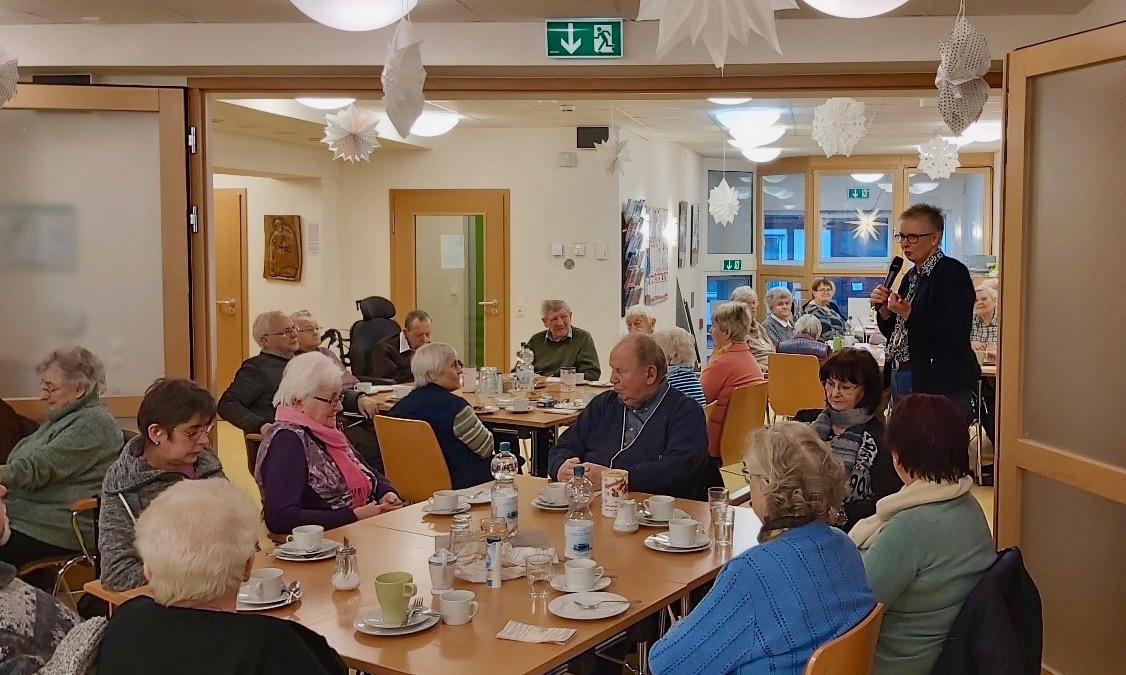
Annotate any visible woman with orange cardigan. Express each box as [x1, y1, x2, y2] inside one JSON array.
[[701, 302, 766, 463]]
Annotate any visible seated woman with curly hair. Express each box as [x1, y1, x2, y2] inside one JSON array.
[[649, 422, 875, 675]]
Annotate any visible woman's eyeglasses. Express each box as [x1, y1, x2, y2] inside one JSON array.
[[312, 394, 344, 406], [296, 325, 322, 334], [893, 231, 938, 244], [265, 327, 299, 338], [173, 424, 214, 441]]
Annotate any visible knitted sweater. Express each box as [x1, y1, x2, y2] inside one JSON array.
[[388, 383, 494, 489], [762, 314, 795, 347], [527, 327, 601, 380], [98, 434, 226, 591], [1, 392, 122, 550], [0, 561, 79, 674], [666, 366, 705, 406], [862, 493, 996, 675], [650, 521, 875, 675]]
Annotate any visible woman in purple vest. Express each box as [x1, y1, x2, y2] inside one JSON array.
[[255, 352, 402, 534], [388, 343, 495, 489]]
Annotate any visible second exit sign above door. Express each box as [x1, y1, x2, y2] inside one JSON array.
[[546, 19, 623, 58]]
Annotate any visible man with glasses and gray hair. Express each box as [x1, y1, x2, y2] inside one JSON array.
[[870, 204, 979, 412]]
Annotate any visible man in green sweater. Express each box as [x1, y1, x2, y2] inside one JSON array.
[[526, 300, 601, 380]]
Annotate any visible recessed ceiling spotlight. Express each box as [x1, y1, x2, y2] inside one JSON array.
[[296, 97, 356, 110], [708, 97, 752, 105]]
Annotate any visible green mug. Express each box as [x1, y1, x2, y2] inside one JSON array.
[[375, 572, 418, 625]]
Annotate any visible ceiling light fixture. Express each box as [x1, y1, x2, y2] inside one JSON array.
[[715, 109, 781, 130], [409, 111, 460, 137], [763, 175, 787, 184], [708, 97, 752, 105], [289, 0, 417, 31], [783, 204, 797, 210], [742, 147, 782, 163], [850, 173, 884, 183], [908, 182, 940, 194], [727, 125, 786, 150], [802, 0, 910, 19], [961, 120, 1002, 143], [296, 97, 357, 110]]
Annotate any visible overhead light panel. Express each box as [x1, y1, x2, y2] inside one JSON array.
[[763, 175, 787, 184], [803, 0, 910, 18], [708, 97, 752, 105], [742, 147, 782, 163], [409, 111, 460, 137], [909, 181, 940, 194], [961, 120, 1002, 143], [727, 125, 786, 150], [296, 97, 356, 110], [715, 109, 781, 130], [850, 173, 884, 183], [289, 0, 417, 31]]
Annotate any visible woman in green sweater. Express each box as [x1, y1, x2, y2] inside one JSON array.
[[0, 348, 123, 573], [850, 393, 996, 675]]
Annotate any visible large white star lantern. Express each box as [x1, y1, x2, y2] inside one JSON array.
[[382, 18, 426, 138], [936, 12, 991, 135], [709, 178, 740, 226], [322, 104, 381, 163], [918, 134, 961, 180], [0, 46, 17, 106], [848, 208, 885, 241], [812, 97, 867, 157], [637, 0, 798, 68], [594, 127, 632, 177]]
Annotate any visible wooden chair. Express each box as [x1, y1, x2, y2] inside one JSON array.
[[803, 603, 886, 675], [244, 432, 264, 474], [17, 496, 100, 605], [767, 353, 826, 419], [702, 401, 718, 424], [372, 416, 453, 503], [718, 382, 769, 467]]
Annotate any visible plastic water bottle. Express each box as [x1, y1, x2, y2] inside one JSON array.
[[515, 342, 536, 392], [564, 465, 595, 559], [490, 442, 519, 534]]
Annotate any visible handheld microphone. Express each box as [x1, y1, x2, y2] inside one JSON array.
[[877, 256, 904, 306]]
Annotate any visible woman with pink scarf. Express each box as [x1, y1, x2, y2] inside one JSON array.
[[255, 353, 402, 534]]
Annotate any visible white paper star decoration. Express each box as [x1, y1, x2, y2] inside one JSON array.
[[848, 208, 885, 241], [593, 127, 632, 177], [381, 18, 426, 138], [812, 97, 867, 158], [0, 46, 17, 106], [321, 104, 381, 163], [918, 134, 961, 179], [637, 0, 798, 68], [935, 12, 991, 135], [709, 178, 740, 226]]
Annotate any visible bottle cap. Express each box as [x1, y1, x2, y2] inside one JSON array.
[[499, 441, 511, 453], [574, 465, 584, 477]]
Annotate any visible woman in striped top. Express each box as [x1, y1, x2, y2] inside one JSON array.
[[652, 328, 705, 406]]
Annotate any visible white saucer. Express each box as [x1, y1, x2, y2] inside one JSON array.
[[638, 508, 690, 527], [273, 540, 340, 561], [354, 609, 440, 636], [237, 586, 289, 605], [550, 576, 611, 593], [236, 585, 299, 611], [644, 533, 712, 553], [455, 488, 491, 505], [532, 497, 569, 511], [423, 503, 472, 515], [548, 592, 631, 620], [585, 381, 612, 388]]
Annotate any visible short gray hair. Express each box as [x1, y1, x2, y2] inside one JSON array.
[[744, 422, 845, 531], [793, 314, 823, 338], [764, 286, 792, 308], [652, 328, 697, 367], [412, 342, 458, 388], [615, 333, 668, 380], [252, 310, 289, 340], [730, 286, 757, 304], [36, 347, 106, 396], [273, 352, 342, 407], [974, 285, 998, 303], [290, 309, 315, 322], [711, 301, 752, 342], [623, 305, 654, 323], [541, 299, 571, 318], [135, 478, 259, 606], [404, 309, 431, 330]]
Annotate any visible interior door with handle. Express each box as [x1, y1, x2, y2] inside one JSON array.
[[214, 188, 249, 393]]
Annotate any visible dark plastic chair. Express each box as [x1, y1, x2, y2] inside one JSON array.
[[348, 296, 400, 379]]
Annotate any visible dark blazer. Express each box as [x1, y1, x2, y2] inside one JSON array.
[[877, 255, 980, 396], [369, 334, 414, 384]]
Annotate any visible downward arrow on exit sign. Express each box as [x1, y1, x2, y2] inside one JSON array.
[[546, 19, 623, 58]]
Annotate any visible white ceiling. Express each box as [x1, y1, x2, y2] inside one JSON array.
[[0, 0, 1094, 24], [212, 93, 1003, 159]]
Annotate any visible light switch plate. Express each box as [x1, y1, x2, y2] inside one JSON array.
[[551, 243, 564, 257], [572, 243, 587, 257], [594, 241, 609, 260]]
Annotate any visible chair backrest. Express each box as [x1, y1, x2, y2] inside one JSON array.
[[768, 353, 826, 418], [372, 416, 453, 503], [349, 296, 399, 377], [804, 602, 886, 675], [718, 382, 769, 467], [702, 401, 718, 425]]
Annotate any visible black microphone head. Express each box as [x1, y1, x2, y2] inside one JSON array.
[[888, 256, 904, 275]]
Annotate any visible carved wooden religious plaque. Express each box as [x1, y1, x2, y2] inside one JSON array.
[[263, 215, 302, 282]]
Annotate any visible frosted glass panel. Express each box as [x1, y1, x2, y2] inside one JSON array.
[[0, 109, 165, 398], [817, 173, 892, 264], [1022, 58, 1126, 468], [907, 171, 989, 258], [414, 215, 480, 365], [1021, 473, 1126, 674]]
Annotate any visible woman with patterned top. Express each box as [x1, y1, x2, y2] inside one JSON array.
[[803, 278, 847, 340], [651, 328, 705, 406]]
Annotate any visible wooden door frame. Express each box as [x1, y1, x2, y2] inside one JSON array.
[[996, 22, 1126, 547], [2, 85, 190, 419], [213, 187, 250, 391]]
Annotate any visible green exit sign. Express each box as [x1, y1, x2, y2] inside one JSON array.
[[722, 259, 742, 271], [848, 188, 870, 199], [546, 19, 623, 58]]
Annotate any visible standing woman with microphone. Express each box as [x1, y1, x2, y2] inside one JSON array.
[[870, 204, 980, 413]]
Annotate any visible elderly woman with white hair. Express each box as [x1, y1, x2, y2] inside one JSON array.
[[255, 352, 401, 535], [0, 347, 122, 573], [777, 314, 833, 364], [651, 328, 705, 406], [624, 304, 656, 335], [389, 343, 496, 489], [649, 423, 874, 674], [730, 286, 775, 370], [762, 286, 796, 347], [97, 479, 347, 674]]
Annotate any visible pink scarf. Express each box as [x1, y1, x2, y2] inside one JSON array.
[[274, 405, 372, 508]]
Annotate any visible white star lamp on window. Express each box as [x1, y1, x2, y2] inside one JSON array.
[[848, 208, 885, 241]]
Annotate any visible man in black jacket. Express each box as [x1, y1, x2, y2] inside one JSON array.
[[871, 204, 980, 413]]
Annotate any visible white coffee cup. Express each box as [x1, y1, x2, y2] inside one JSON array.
[[428, 490, 460, 512], [439, 589, 479, 625], [563, 559, 604, 591], [668, 518, 700, 547], [286, 524, 324, 551], [355, 382, 375, 394], [248, 567, 284, 601], [540, 482, 567, 505], [644, 495, 675, 521], [392, 384, 413, 399], [511, 397, 530, 412], [428, 551, 456, 592]]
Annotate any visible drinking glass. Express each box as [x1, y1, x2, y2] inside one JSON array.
[[560, 367, 577, 393], [480, 517, 508, 540], [712, 504, 734, 548], [525, 553, 553, 601]]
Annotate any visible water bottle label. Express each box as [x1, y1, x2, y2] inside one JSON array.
[[564, 520, 593, 559], [492, 493, 519, 526]]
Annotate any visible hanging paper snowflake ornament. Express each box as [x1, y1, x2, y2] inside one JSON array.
[[381, 18, 426, 138], [848, 208, 885, 241], [812, 97, 867, 157], [637, 0, 798, 68], [593, 127, 632, 177], [322, 105, 381, 163], [935, 2, 990, 135], [918, 134, 961, 179], [709, 178, 740, 226], [0, 46, 17, 106]]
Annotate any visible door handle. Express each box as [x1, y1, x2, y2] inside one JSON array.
[[216, 298, 237, 315], [478, 299, 499, 315]]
